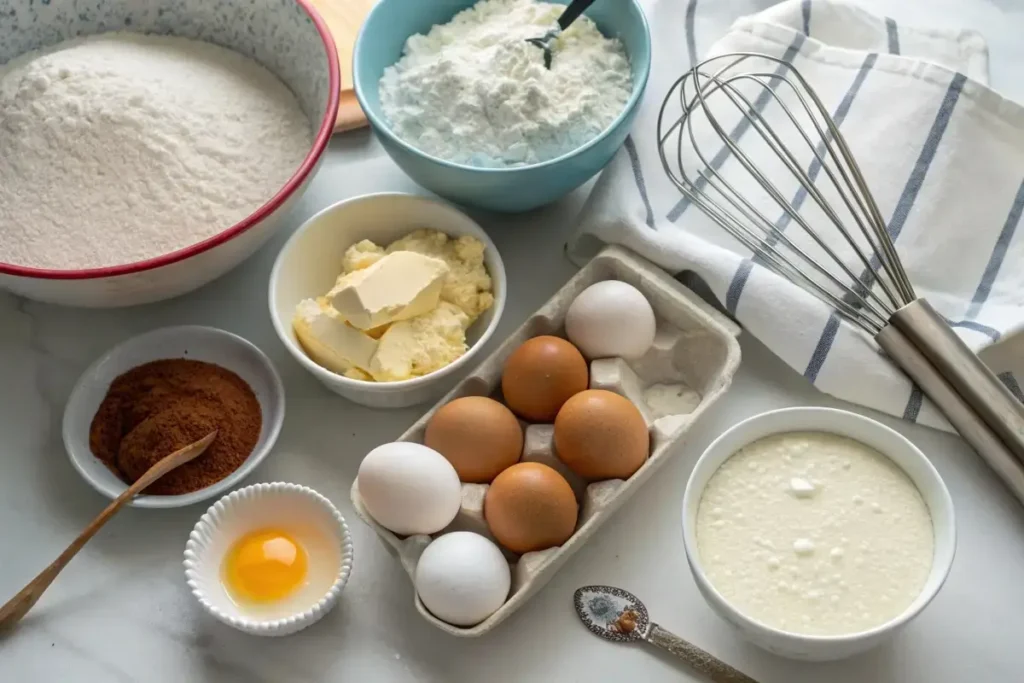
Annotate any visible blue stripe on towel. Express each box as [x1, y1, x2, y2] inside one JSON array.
[[666, 34, 807, 223], [801, 0, 812, 35], [1000, 372, 1024, 403], [885, 17, 900, 55], [623, 136, 655, 228], [874, 74, 968, 276], [685, 0, 698, 65], [947, 319, 1001, 341], [805, 73, 967, 384], [804, 312, 842, 382], [903, 385, 924, 421], [724, 260, 754, 315], [724, 53, 878, 315], [629, 0, 699, 232], [724, 261, 755, 316], [935, 174, 1024, 342], [966, 177, 1024, 319]]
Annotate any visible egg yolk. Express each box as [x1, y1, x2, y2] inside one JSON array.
[[223, 528, 308, 603]]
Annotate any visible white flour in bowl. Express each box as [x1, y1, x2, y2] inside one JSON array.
[[0, 33, 312, 271], [378, 0, 632, 168]]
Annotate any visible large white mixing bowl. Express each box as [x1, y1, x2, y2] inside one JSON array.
[[0, 0, 340, 307]]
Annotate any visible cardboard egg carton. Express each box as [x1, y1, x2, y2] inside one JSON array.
[[350, 246, 741, 637]]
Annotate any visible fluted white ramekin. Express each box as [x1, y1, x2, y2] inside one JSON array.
[[184, 482, 354, 636]]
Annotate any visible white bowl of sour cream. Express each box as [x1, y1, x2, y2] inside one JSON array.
[[682, 407, 955, 661]]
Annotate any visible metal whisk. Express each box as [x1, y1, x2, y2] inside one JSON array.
[[657, 52, 1024, 504]]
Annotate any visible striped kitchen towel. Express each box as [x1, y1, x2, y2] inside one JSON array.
[[568, 0, 1024, 431]]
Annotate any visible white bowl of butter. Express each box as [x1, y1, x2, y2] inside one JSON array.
[[681, 407, 955, 661], [269, 193, 506, 408]]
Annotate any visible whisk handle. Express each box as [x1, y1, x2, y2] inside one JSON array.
[[887, 298, 1024, 464], [884, 296, 1024, 456], [877, 324, 1024, 506]]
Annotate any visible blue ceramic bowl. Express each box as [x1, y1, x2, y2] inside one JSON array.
[[354, 0, 651, 213]]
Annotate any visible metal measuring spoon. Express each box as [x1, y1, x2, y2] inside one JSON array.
[[525, 0, 598, 69], [573, 586, 762, 683]]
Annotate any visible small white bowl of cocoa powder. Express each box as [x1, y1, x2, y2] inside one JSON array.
[[62, 326, 286, 509]]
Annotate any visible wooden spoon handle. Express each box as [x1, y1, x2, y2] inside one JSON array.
[[0, 432, 216, 630], [646, 623, 762, 683]]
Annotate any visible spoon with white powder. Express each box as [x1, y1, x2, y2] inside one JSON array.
[[574, 585, 762, 683], [525, 0, 599, 68]]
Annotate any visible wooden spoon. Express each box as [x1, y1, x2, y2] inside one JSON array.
[[0, 431, 217, 630]]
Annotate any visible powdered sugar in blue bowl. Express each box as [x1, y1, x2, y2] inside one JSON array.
[[354, 0, 650, 213]]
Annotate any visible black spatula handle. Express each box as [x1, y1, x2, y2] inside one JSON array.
[[558, 0, 599, 30]]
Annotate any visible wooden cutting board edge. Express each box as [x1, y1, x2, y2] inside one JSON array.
[[308, 0, 375, 133], [336, 90, 367, 133]]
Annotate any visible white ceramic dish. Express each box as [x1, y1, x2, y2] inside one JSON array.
[[62, 326, 286, 508], [184, 482, 354, 636], [351, 246, 742, 636], [681, 406, 956, 662], [0, 0, 339, 307], [269, 192, 507, 409]]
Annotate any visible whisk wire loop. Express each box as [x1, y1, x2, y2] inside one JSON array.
[[657, 51, 1024, 508], [657, 52, 919, 334], [680, 67, 901, 322]]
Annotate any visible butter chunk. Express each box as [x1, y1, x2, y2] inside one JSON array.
[[341, 239, 385, 273], [344, 367, 373, 381], [293, 298, 378, 376], [370, 302, 470, 382], [328, 251, 449, 330], [385, 229, 494, 321]]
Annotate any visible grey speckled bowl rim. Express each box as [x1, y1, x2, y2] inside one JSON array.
[[0, 0, 340, 281]]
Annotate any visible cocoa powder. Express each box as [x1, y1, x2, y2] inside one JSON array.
[[89, 359, 262, 495]]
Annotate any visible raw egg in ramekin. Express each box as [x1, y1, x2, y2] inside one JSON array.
[[184, 482, 353, 636]]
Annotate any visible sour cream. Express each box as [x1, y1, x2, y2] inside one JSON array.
[[695, 431, 934, 636]]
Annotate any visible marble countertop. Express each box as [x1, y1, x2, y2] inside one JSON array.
[[4, 2, 1024, 680]]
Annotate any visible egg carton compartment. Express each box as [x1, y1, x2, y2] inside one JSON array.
[[351, 245, 741, 637]]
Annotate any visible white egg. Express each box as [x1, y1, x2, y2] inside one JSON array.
[[357, 442, 461, 535], [414, 532, 511, 627], [565, 280, 656, 359]]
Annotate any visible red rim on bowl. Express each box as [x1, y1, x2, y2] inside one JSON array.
[[0, 0, 341, 281]]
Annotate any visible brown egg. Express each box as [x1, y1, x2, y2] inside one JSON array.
[[554, 390, 649, 480], [501, 336, 588, 422], [424, 396, 523, 483], [484, 462, 578, 554]]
